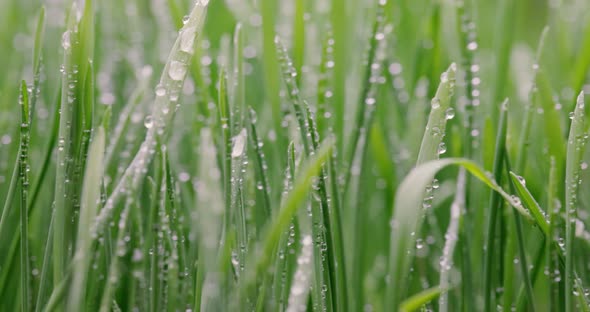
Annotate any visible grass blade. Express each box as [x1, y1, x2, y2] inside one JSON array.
[[68, 126, 105, 311], [399, 286, 442, 312], [483, 100, 509, 312], [565, 92, 587, 311], [19, 80, 31, 312]]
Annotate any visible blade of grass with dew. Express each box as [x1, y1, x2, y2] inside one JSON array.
[[454, 10, 480, 306], [163, 150, 183, 310], [399, 286, 442, 312], [483, 100, 508, 312], [231, 127, 248, 278], [505, 158, 536, 312], [18, 80, 31, 312], [565, 92, 587, 311], [68, 125, 105, 311], [30, 6, 45, 122], [270, 142, 298, 311], [232, 23, 245, 129], [285, 234, 313, 312], [509, 172, 549, 234], [316, 30, 334, 137], [52, 8, 79, 287], [94, 0, 208, 237], [248, 107, 271, 223], [387, 156, 533, 308], [343, 6, 390, 307], [547, 157, 558, 310], [218, 68, 232, 246], [386, 63, 456, 308], [439, 168, 465, 312], [416, 63, 457, 165], [344, 0, 387, 193]]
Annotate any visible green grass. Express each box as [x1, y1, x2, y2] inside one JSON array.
[[0, 0, 590, 311]]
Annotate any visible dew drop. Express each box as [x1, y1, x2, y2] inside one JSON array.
[[144, 115, 154, 129], [437, 142, 447, 155], [155, 84, 166, 97], [445, 107, 455, 120], [180, 27, 197, 54], [62, 31, 71, 50], [231, 128, 247, 158], [169, 61, 187, 81], [431, 98, 441, 109]]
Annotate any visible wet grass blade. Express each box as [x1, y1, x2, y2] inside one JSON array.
[[416, 63, 456, 165], [68, 126, 105, 311], [95, 0, 208, 236], [386, 63, 457, 308], [565, 92, 587, 311], [387, 156, 532, 308], [30, 6, 45, 120], [399, 286, 442, 312], [439, 169, 465, 312], [505, 159, 536, 312], [19, 80, 31, 312], [509, 172, 549, 234]]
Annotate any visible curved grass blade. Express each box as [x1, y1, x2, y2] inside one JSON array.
[[505, 160, 536, 312], [509, 172, 549, 234], [399, 286, 442, 312], [387, 156, 532, 308], [95, 1, 208, 237]]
